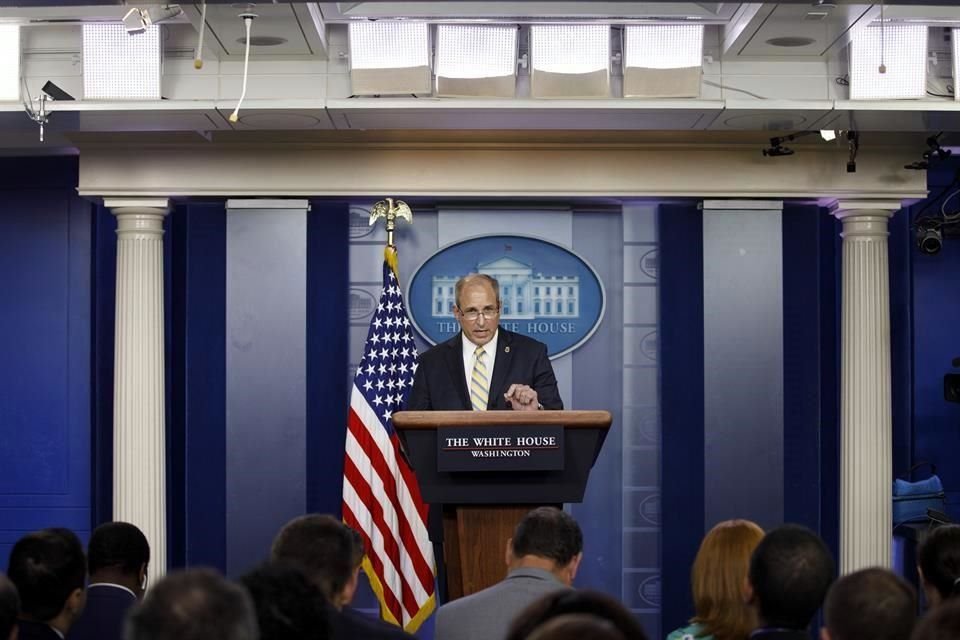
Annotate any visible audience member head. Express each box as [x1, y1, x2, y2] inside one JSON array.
[[911, 597, 960, 640], [822, 568, 916, 640], [240, 563, 331, 640], [270, 514, 364, 609], [526, 614, 626, 640], [505, 590, 648, 640], [87, 522, 150, 598], [124, 569, 257, 640], [747, 524, 834, 630], [689, 519, 765, 640], [0, 573, 19, 640], [918, 524, 960, 608], [7, 528, 86, 633], [507, 507, 583, 586]]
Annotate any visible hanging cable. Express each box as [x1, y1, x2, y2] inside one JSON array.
[[229, 12, 256, 123], [194, 0, 207, 69]]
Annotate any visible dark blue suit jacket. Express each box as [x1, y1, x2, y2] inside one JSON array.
[[330, 607, 415, 640], [408, 329, 563, 411], [67, 584, 137, 640], [17, 621, 62, 640]]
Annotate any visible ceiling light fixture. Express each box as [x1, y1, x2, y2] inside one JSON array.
[[122, 5, 183, 35]]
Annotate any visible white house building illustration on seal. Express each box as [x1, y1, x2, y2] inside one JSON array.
[[431, 256, 580, 320]]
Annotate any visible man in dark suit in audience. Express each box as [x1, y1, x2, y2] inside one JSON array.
[[745, 524, 835, 640], [125, 569, 257, 640], [7, 528, 86, 640], [435, 507, 583, 640], [0, 573, 19, 640], [821, 568, 916, 640], [271, 514, 414, 640], [409, 274, 563, 412], [68, 522, 149, 640]]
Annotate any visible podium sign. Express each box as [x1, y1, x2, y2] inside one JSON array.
[[438, 425, 564, 472]]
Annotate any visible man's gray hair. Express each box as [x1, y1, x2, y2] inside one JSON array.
[[125, 569, 258, 640], [455, 274, 500, 309]]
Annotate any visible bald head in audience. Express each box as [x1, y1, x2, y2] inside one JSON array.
[[0, 574, 19, 640], [822, 568, 916, 640], [124, 569, 257, 640]]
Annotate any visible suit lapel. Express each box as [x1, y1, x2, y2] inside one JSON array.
[[444, 334, 471, 410], [487, 328, 513, 409]]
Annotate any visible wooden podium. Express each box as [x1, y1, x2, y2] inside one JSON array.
[[392, 410, 611, 600]]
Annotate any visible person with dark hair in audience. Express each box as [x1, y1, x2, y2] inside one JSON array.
[[7, 528, 86, 640], [124, 569, 257, 640], [526, 614, 625, 640], [68, 522, 150, 640], [240, 563, 331, 640], [917, 524, 960, 609], [271, 514, 413, 640], [911, 597, 960, 640], [436, 506, 584, 640], [0, 573, 20, 640], [821, 568, 916, 640], [745, 524, 835, 640], [667, 519, 764, 640], [504, 589, 648, 640]]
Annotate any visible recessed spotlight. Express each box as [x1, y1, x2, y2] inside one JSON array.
[[766, 36, 816, 47], [237, 36, 287, 46]]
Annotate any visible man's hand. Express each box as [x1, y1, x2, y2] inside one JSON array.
[[504, 384, 540, 411]]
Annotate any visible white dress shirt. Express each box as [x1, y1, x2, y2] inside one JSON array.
[[461, 329, 499, 408]]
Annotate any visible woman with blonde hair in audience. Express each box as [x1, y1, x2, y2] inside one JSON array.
[[666, 519, 765, 640]]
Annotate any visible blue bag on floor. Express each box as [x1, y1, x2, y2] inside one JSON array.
[[893, 462, 946, 527]]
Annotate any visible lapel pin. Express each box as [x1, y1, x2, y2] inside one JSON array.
[[504, 346, 510, 353]]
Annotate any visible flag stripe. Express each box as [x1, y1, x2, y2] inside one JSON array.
[[349, 393, 434, 565], [345, 422, 434, 599]]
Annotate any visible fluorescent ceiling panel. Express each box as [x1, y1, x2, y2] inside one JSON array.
[[530, 25, 610, 98], [436, 24, 517, 98], [624, 25, 703, 70], [849, 24, 927, 100], [531, 24, 609, 75], [436, 25, 516, 79], [82, 24, 161, 100], [623, 24, 703, 98], [349, 21, 431, 95], [0, 25, 20, 102], [349, 21, 429, 69]]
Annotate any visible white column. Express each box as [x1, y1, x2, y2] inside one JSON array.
[[833, 200, 900, 574], [106, 198, 169, 582]]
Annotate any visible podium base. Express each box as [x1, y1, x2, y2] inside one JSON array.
[[441, 503, 560, 600]]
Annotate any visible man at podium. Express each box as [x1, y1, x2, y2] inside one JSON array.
[[408, 274, 563, 412]]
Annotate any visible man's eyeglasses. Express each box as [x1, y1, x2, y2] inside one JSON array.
[[457, 306, 500, 321]]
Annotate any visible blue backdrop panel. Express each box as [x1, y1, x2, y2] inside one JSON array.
[[782, 204, 828, 532], [702, 207, 784, 530], [888, 209, 915, 477], [570, 208, 623, 597], [173, 203, 227, 570], [659, 203, 704, 629], [0, 157, 92, 565], [225, 204, 308, 576], [912, 163, 960, 518], [306, 201, 350, 516], [92, 207, 117, 527]]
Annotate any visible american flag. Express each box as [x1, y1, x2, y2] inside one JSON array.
[[342, 249, 436, 632]]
